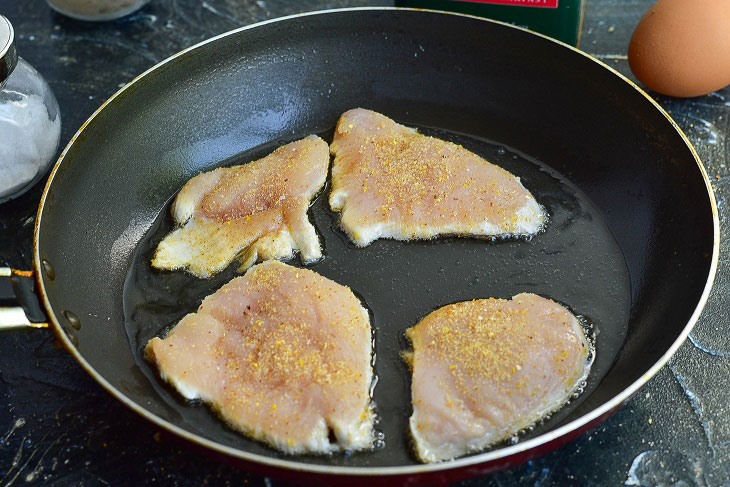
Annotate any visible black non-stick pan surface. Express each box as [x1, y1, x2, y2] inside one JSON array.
[[34, 7, 718, 484]]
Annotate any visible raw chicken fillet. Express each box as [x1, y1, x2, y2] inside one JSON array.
[[152, 135, 329, 278], [404, 293, 591, 463], [145, 261, 375, 454], [329, 109, 545, 246]]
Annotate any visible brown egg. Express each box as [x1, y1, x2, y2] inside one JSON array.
[[628, 0, 730, 97]]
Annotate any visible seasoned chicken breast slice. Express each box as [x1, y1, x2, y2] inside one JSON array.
[[152, 135, 329, 278], [145, 261, 375, 454], [404, 293, 591, 463], [329, 109, 545, 246]]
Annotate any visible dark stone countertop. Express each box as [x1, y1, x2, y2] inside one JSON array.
[[0, 0, 728, 485]]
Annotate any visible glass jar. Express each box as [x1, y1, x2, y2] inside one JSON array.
[[46, 0, 152, 22], [0, 16, 62, 204]]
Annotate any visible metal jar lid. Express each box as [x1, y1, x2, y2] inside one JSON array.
[[0, 15, 18, 83]]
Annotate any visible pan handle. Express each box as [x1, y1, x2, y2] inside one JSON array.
[[0, 267, 49, 330]]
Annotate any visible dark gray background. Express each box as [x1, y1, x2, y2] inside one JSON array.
[[1, 0, 728, 485]]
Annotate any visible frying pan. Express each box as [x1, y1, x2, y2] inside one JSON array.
[[0, 7, 718, 485]]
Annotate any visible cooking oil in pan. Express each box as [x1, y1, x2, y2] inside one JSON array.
[[123, 126, 630, 467]]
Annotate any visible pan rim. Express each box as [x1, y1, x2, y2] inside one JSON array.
[[33, 6, 720, 476]]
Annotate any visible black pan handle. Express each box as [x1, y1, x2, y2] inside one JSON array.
[[0, 267, 49, 330]]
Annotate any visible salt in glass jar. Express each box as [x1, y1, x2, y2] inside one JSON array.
[[0, 15, 62, 203]]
